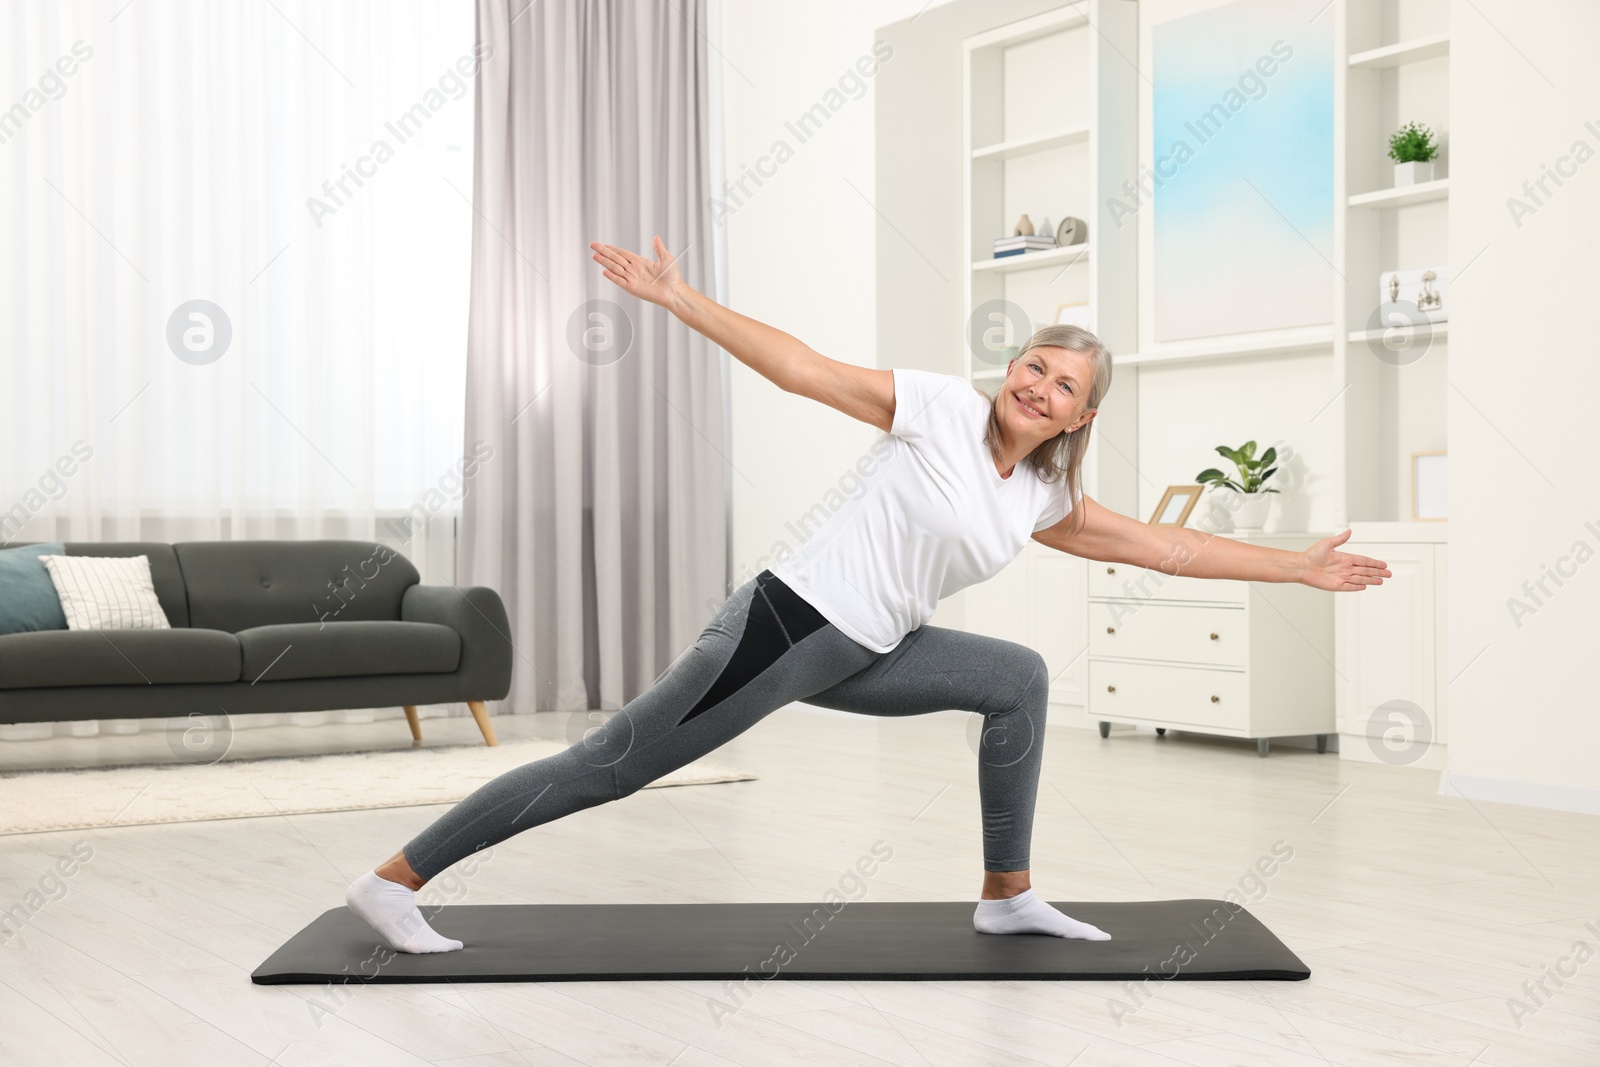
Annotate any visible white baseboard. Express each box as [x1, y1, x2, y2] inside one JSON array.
[[1438, 770, 1600, 816]]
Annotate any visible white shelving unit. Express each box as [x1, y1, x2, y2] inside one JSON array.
[[956, 2, 1139, 714], [1333, 0, 1451, 529], [1332, 0, 1452, 763], [960, 1, 1139, 514], [960, 3, 1138, 387]]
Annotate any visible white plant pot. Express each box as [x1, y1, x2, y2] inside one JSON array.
[[1230, 492, 1273, 533], [1393, 160, 1433, 187]]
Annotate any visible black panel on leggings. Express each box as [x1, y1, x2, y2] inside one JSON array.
[[677, 570, 831, 726]]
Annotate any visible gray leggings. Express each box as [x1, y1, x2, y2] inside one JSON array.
[[402, 569, 1052, 881]]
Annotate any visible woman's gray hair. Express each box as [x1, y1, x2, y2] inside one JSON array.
[[974, 323, 1113, 537]]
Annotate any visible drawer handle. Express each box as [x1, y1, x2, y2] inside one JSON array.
[[1105, 566, 1115, 575], [1210, 694, 1220, 703], [1106, 685, 1116, 693], [1106, 626, 1115, 634], [1209, 632, 1219, 641]]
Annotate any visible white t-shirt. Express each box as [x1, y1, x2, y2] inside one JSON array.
[[767, 368, 1079, 653]]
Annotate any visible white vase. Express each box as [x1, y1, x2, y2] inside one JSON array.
[[1393, 160, 1433, 187], [1230, 492, 1273, 533]]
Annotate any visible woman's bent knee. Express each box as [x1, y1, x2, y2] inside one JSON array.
[[994, 645, 1050, 708]]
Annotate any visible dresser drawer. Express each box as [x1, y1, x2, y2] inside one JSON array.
[[1089, 601, 1246, 668], [1089, 660, 1248, 731], [1088, 561, 1247, 605]]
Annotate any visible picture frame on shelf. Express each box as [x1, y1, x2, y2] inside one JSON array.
[[1148, 485, 1203, 527], [1377, 265, 1448, 324], [1412, 451, 1446, 520], [1054, 301, 1091, 329]]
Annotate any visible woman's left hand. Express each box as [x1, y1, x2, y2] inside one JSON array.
[[1298, 529, 1392, 591], [590, 235, 685, 308]]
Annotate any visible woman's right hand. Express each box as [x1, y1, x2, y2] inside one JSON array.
[[590, 235, 685, 308]]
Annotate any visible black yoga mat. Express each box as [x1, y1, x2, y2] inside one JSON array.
[[251, 899, 1309, 984]]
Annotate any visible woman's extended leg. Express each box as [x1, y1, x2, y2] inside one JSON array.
[[805, 624, 1110, 940], [345, 570, 880, 952]]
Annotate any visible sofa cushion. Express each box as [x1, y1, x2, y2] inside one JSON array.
[[0, 542, 69, 635], [9, 542, 189, 627], [174, 541, 420, 633], [0, 629, 241, 689], [41, 554, 172, 630], [236, 621, 460, 682]]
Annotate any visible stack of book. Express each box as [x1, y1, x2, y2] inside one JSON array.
[[993, 234, 1056, 259]]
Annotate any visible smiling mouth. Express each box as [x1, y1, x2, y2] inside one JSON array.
[[1014, 393, 1045, 419]]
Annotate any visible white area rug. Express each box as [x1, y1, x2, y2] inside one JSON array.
[[0, 739, 757, 835]]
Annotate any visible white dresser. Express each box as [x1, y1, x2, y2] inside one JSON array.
[[1086, 533, 1336, 757]]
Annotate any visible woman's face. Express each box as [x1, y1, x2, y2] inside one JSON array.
[[1001, 345, 1094, 445]]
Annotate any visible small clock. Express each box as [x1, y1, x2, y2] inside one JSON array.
[[1055, 216, 1088, 247]]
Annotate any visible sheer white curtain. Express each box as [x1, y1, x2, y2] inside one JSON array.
[[462, 0, 727, 717], [0, 1, 477, 737], [1, 0, 474, 551]]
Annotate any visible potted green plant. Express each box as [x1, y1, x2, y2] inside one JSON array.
[[1197, 440, 1280, 532], [1388, 120, 1439, 188]]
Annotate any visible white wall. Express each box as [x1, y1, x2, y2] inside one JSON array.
[[1443, 0, 1600, 809], [714, 1, 911, 598]]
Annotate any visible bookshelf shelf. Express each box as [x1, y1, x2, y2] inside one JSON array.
[[1122, 328, 1335, 367], [971, 123, 1091, 161], [971, 243, 1092, 275], [1348, 321, 1448, 343], [1348, 32, 1449, 70], [1348, 177, 1450, 209]]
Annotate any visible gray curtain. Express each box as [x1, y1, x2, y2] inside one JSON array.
[[463, 0, 726, 717]]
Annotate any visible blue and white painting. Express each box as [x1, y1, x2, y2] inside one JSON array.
[[1150, 0, 1333, 342]]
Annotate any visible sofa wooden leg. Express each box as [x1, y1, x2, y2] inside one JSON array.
[[403, 706, 422, 744], [467, 700, 498, 747]]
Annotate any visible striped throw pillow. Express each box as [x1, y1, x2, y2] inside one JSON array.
[[39, 554, 172, 630]]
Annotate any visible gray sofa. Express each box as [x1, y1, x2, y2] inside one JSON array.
[[0, 540, 512, 746]]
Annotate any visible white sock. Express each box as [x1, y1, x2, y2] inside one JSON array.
[[344, 870, 464, 954], [973, 888, 1111, 940]]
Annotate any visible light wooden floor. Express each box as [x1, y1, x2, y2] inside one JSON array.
[[1, 708, 1596, 1067]]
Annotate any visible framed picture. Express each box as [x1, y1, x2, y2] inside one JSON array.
[[1054, 301, 1092, 330], [1377, 264, 1449, 325], [1412, 451, 1446, 520], [1152, 0, 1333, 342], [1149, 485, 1203, 526]]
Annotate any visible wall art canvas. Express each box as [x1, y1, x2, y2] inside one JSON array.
[[1150, 0, 1334, 342]]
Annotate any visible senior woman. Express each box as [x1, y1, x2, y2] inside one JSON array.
[[342, 236, 1388, 953]]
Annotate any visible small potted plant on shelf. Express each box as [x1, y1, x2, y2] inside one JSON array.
[[1388, 120, 1439, 188], [1197, 440, 1280, 533]]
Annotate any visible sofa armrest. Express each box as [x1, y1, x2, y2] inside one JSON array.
[[401, 584, 513, 702]]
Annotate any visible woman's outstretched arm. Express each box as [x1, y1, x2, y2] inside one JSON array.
[[1035, 492, 1391, 593], [589, 236, 895, 432]]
